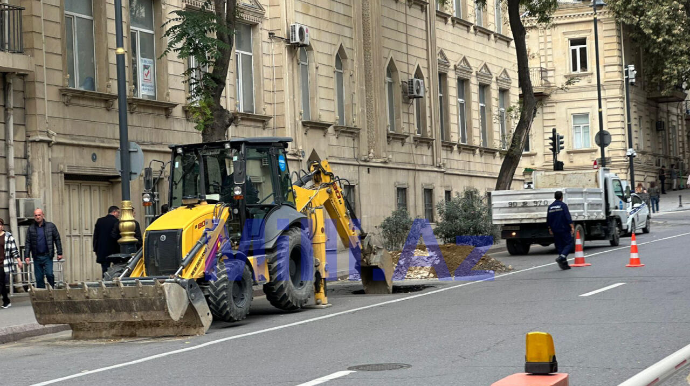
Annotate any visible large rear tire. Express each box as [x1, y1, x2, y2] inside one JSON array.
[[506, 239, 530, 255], [208, 258, 253, 323], [264, 227, 313, 311], [103, 264, 127, 281]]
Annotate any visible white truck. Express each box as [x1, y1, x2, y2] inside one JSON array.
[[491, 168, 649, 255]]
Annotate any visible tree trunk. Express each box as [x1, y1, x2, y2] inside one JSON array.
[[495, 0, 538, 191], [201, 0, 237, 143]]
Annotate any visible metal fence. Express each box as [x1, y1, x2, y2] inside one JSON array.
[[6, 252, 64, 295], [0, 4, 23, 53]]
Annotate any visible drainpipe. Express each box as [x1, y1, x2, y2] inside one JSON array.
[[4, 73, 17, 237]]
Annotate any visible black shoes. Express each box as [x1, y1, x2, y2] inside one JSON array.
[[1, 302, 10, 309], [556, 255, 571, 270]]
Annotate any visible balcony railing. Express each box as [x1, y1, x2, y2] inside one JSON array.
[[0, 4, 23, 53], [529, 67, 550, 87]]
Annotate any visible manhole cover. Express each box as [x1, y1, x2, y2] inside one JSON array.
[[347, 363, 411, 372]]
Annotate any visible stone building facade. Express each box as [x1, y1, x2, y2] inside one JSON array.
[[525, 1, 688, 186], [0, 0, 521, 282]]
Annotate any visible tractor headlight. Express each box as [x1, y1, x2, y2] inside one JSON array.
[[233, 186, 243, 196], [142, 193, 153, 207]]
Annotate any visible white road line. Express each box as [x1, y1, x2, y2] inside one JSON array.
[[30, 231, 690, 386], [296, 371, 356, 386], [579, 283, 626, 297]]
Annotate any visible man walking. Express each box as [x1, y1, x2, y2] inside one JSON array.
[[648, 182, 660, 213], [670, 164, 678, 191], [24, 209, 63, 288], [547, 191, 574, 270], [659, 166, 667, 194], [0, 218, 22, 308], [93, 206, 121, 277]]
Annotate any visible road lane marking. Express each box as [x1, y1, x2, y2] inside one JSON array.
[[579, 283, 626, 297], [296, 371, 356, 386], [30, 231, 690, 386]]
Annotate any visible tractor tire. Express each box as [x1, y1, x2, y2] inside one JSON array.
[[506, 239, 530, 256], [642, 216, 651, 234], [264, 227, 313, 311], [103, 264, 127, 281], [207, 258, 253, 323]]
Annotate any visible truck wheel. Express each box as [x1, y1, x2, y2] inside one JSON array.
[[574, 225, 586, 249], [610, 226, 621, 246], [103, 264, 127, 281], [642, 217, 651, 234], [208, 258, 253, 323], [506, 239, 530, 255], [264, 227, 313, 311]]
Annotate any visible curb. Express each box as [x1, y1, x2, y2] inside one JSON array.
[[0, 323, 70, 344]]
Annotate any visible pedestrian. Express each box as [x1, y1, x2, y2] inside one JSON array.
[[635, 182, 646, 194], [547, 191, 574, 270], [0, 218, 22, 308], [152, 204, 169, 223], [93, 206, 121, 277], [24, 209, 63, 289], [670, 164, 678, 191], [111, 208, 143, 251], [648, 182, 660, 213], [659, 166, 667, 194]]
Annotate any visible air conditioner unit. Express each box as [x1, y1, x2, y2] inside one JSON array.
[[407, 78, 425, 99], [17, 198, 43, 219], [656, 121, 665, 132], [290, 23, 310, 47]]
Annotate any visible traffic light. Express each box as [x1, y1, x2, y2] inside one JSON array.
[[549, 128, 557, 155], [557, 134, 564, 153]]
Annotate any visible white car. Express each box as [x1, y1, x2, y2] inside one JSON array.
[[626, 193, 651, 235]]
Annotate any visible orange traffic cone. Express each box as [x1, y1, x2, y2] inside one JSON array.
[[626, 233, 644, 267], [571, 230, 591, 267]]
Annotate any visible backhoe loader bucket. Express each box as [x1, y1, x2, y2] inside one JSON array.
[[30, 279, 212, 339], [360, 234, 394, 294]]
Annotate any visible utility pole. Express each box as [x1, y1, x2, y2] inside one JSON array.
[[114, 0, 137, 255], [593, 0, 607, 167], [624, 64, 637, 188]]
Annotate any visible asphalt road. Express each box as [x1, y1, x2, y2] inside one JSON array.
[[1, 212, 690, 386]]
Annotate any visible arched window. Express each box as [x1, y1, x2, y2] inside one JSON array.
[[335, 53, 345, 125], [414, 68, 426, 136], [386, 65, 395, 132], [299, 47, 310, 121]]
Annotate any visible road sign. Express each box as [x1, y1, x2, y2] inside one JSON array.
[[595, 130, 612, 147], [115, 142, 144, 181], [595, 157, 612, 166]]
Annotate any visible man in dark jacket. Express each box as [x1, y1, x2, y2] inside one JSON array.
[[111, 208, 143, 251], [93, 206, 121, 277], [24, 208, 63, 288], [547, 191, 574, 270]]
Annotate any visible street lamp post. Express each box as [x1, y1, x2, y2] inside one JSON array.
[[114, 0, 137, 255], [624, 65, 636, 188], [593, 0, 606, 167]]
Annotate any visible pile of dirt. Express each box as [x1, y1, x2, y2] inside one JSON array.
[[390, 244, 512, 280]]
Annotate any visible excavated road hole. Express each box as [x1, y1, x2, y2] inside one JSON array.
[[347, 363, 411, 371], [351, 285, 433, 295]]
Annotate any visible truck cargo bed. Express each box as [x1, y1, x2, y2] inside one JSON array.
[[491, 188, 606, 225]]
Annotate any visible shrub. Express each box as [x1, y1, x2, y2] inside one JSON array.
[[434, 188, 500, 244], [378, 208, 414, 250]]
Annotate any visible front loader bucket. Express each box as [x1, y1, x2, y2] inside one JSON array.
[[30, 279, 212, 339], [360, 234, 394, 294]]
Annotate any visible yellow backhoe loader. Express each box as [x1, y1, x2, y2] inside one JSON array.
[[30, 138, 393, 338]]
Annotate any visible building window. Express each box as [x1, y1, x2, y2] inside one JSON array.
[[423, 188, 434, 222], [475, 2, 484, 27], [396, 187, 407, 211], [335, 53, 345, 126], [498, 89, 508, 149], [572, 113, 591, 149], [671, 124, 678, 157], [495, 0, 502, 34], [454, 0, 463, 18], [444, 190, 452, 203], [570, 38, 588, 73], [299, 47, 310, 121], [457, 79, 467, 144], [188, 54, 208, 102], [524, 134, 531, 153], [343, 185, 355, 213], [65, 0, 96, 91], [637, 116, 644, 151], [479, 85, 488, 147], [436, 0, 442, 11], [439, 73, 448, 141], [130, 0, 156, 99], [386, 65, 395, 132], [414, 70, 426, 136], [235, 23, 254, 113]]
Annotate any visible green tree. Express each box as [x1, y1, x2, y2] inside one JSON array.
[[163, 1, 238, 142], [434, 188, 500, 244], [606, 0, 690, 94], [440, 0, 559, 190]]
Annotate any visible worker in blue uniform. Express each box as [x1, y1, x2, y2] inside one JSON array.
[[547, 191, 574, 270]]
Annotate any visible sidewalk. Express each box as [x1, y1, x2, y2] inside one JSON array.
[[0, 295, 69, 344], [657, 188, 690, 213]]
